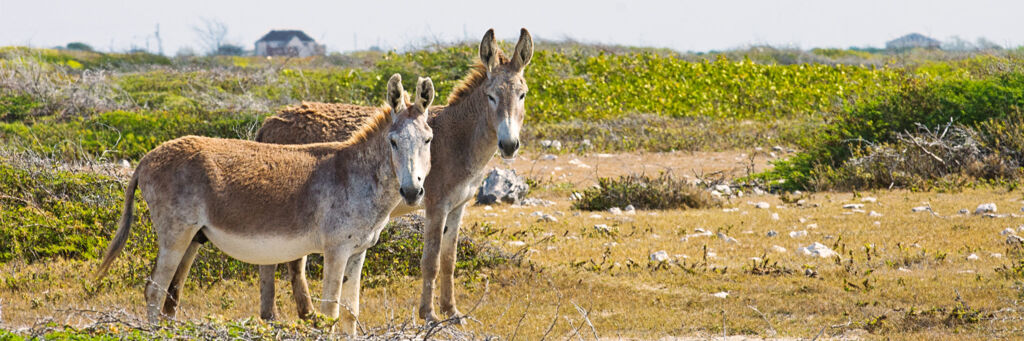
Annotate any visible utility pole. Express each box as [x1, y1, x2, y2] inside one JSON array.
[[155, 24, 164, 56]]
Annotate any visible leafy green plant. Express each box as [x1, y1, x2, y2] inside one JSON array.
[[572, 173, 719, 211]]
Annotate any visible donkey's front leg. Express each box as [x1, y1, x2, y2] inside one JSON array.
[[418, 206, 448, 323], [321, 248, 355, 335], [258, 264, 277, 320], [439, 202, 468, 319], [340, 251, 367, 334]]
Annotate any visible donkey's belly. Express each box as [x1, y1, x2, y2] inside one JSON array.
[[202, 227, 320, 265]]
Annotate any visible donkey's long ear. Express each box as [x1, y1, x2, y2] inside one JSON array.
[[511, 28, 533, 71], [413, 77, 435, 114], [386, 73, 407, 115], [479, 29, 500, 74]]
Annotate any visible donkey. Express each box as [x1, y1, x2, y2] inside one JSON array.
[[95, 74, 436, 335], [247, 28, 533, 323]]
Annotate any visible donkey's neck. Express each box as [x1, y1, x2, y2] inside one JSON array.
[[435, 86, 498, 169], [330, 124, 400, 203]]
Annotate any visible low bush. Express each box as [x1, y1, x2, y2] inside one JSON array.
[[0, 110, 265, 161], [759, 70, 1024, 190], [572, 173, 719, 211]]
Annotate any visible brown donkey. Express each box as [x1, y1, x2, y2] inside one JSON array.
[[248, 28, 533, 323], [96, 74, 436, 335]]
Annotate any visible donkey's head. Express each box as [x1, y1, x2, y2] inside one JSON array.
[[479, 28, 533, 159], [385, 74, 435, 205]]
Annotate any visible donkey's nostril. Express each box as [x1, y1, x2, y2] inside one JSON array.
[[418, 187, 424, 195], [417, 176, 422, 181], [399, 187, 406, 196]]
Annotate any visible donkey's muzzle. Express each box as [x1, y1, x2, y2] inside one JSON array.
[[498, 139, 520, 158], [399, 186, 424, 204]]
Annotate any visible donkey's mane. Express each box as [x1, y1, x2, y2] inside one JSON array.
[[447, 51, 509, 105], [342, 106, 391, 146]]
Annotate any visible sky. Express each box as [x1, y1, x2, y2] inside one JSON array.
[[0, 0, 1021, 55]]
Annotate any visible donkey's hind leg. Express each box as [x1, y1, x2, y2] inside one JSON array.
[[146, 227, 197, 323], [161, 240, 202, 318], [286, 256, 314, 319]]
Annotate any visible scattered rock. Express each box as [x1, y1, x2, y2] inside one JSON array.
[[983, 213, 1008, 219], [967, 253, 980, 261], [800, 242, 838, 258], [650, 250, 670, 262], [911, 206, 931, 213], [958, 208, 969, 214], [624, 205, 636, 215], [771, 213, 780, 220], [771, 245, 787, 253], [1007, 234, 1024, 246], [549, 140, 562, 150], [593, 224, 612, 233], [789, 230, 808, 238], [767, 230, 779, 237], [717, 232, 739, 244], [804, 268, 818, 277], [798, 217, 808, 223], [483, 213, 498, 217], [842, 204, 865, 210], [714, 184, 732, 195], [608, 207, 623, 215], [540, 154, 557, 161], [711, 291, 729, 299], [569, 192, 584, 201], [521, 198, 556, 207], [538, 214, 558, 222], [476, 168, 529, 205], [869, 211, 883, 217], [991, 253, 1003, 259], [484, 205, 493, 211], [1002, 228, 1017, 236], [861, 197, 877, 203], [589, 214, 602, 219], [723, 208, 740, 212], [974, 203, 997, 215], [806, 223, 818, 229], [752, 201, 771, 209], [772, 145, 784, 152], [568, 158, 591, 169], [508, 241, 526, 247]]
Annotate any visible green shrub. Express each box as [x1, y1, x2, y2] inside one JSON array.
[[572, 173, 719, 211], [0, 110, 266, 161], [0, 95, 39, 121], [760, 70, 1024, 190]]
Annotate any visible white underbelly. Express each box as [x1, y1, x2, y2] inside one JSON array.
[[202, 227, 320, 265]]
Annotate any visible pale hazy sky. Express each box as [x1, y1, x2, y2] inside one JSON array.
[[0, 0, 1020, 54]]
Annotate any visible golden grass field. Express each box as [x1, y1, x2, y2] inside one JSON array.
[[3, 150, 1024, 339]]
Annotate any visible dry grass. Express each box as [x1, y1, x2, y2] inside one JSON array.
[[3, 151, 1024, 339]]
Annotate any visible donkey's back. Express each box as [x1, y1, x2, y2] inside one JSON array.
[[257, 102, 382, 144]]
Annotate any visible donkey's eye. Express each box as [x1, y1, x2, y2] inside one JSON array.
[[424, 138, 432, 145], [487, 95, 497, 103], [390, 139, 398, 148], [519, 93, 526, 100]]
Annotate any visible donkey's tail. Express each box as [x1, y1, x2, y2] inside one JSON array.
[[95, 169, 140, 280]]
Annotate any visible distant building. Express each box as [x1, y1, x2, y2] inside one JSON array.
[[886, 33, 941, 50], [255, 30, 325, 57]]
